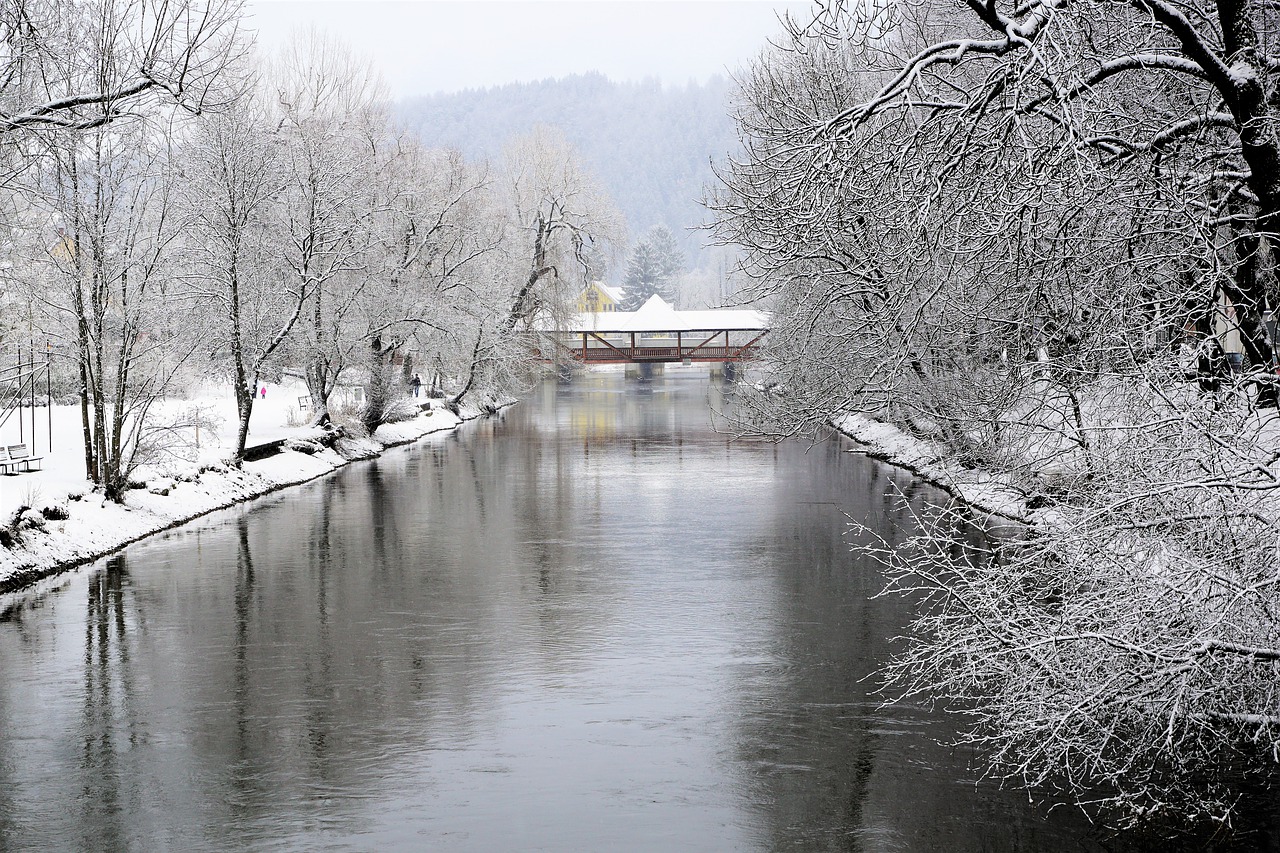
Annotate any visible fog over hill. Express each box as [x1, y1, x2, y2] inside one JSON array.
[[395, 73, 740, 270]]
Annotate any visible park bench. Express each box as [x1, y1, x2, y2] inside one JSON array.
[[2, 443, 44, 474]]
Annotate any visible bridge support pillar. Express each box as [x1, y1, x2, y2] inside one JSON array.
[[711, 361, 737, 381], [626, 362, 662, 381]]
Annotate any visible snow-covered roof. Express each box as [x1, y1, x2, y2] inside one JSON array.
[[558, 295, 769, 333], [638, 294, 669, 312], [595, 282, 625, 302]]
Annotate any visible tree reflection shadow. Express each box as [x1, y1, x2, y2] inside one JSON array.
[[79, 554, 138, 852], [229, 512, 267, 820]]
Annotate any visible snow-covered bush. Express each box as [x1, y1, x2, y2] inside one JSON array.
[[868, 378, 1280, 828], [17, 509, 45, 531], [381, 397, 419, 424], [40, 504, 70, 521]]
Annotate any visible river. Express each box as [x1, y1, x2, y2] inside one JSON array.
[[0, 368, 1274, 851]]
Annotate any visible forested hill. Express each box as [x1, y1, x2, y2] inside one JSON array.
[[395, 73, 739, 263]]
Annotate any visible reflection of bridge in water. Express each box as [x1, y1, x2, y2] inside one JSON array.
[[540, 295, 769, 365]]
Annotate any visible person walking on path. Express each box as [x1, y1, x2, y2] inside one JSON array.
[[411, 373, 423, 398]]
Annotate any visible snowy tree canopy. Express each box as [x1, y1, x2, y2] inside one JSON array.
[[713, 0, 1280, 830], [621, 225, 684, 310]]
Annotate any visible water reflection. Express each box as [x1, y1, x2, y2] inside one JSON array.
[[80, 555, 137, 853], [0, 368, 1275, 851]]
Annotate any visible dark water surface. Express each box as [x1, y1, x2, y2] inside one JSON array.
[[0, 370, 1274, 851]]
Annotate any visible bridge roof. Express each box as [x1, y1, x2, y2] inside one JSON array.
[[560, 294, 769, 333]]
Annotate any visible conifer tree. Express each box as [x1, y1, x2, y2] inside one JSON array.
[[621, 225, 684, 310]]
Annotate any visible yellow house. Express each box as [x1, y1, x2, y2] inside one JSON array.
[[576, 281, 625, 313], [49, 228, 77, 265]]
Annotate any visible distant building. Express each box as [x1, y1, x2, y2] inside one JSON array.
[[576, 281, 624, 313], [50, 229, 77, 264]]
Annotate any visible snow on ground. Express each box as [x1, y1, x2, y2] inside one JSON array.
[[0, 376, 482, 591], [1, 377, 313, 517]]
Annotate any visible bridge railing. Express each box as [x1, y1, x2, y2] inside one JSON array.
[[573, 345, 759, 363], [532, 329, 768, 364]]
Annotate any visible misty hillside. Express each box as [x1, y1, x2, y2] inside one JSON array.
[[395, 73, 740, 265]]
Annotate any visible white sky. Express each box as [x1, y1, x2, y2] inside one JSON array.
[[243, 1, 810, 98]]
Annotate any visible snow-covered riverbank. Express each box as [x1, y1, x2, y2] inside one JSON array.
[[832, 412, 1034, 523], [0, 379, 495, 593]]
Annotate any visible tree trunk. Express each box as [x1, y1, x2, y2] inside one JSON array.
[[448, 329, 486, 409]]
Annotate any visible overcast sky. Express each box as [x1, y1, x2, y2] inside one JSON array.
[[243, 1, 809, 99]]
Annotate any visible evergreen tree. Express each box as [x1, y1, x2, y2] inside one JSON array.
[[621, 225, 685, 310]]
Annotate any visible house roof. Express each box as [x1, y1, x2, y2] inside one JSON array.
[[583, 281, 624, 303], [596, 282, 625, 302]]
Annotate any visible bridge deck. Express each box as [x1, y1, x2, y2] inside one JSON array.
[[540, 328, 767, 365]]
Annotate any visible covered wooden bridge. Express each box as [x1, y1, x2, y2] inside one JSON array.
[[540, 295, 769, 365]]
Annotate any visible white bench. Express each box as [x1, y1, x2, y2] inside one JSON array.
[[3, 443, 44, 473]]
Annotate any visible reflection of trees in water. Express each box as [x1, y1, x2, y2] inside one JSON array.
[[79, 554, 139, 852], [0, 681, 14, 845], [728, 445, 1099, 851], [466, 441, 488, 525], [513, 411, 589, 644], [726, 443, 896, 850], [460, 407, 601, 654], [20, 371, 1226, 849], [407, 388, 628, 670], [733, 444, 1277, 851], [0, 582, 68, 845], [184, 474, 492, 832], [362, 463, 398, 570], [228, 512, 268, 822], [303, 477, 346, 793]]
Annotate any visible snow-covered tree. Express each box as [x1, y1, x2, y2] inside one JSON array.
[[620, 224, 683, 310], [359, 139, 497, 427], [446, 126, 620, 408], [269, 30, 386, 425], [178, 77, 307, 462], [0, 0, 245, 142], [0, 0, 246, 495], [36, 117, 203, 499], [712, 0, 1280, 828]]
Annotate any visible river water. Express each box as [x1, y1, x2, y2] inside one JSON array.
[[0, 369, 1275, 851]]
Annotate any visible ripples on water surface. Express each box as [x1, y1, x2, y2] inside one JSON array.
[[1, 369, 1277, 851]]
